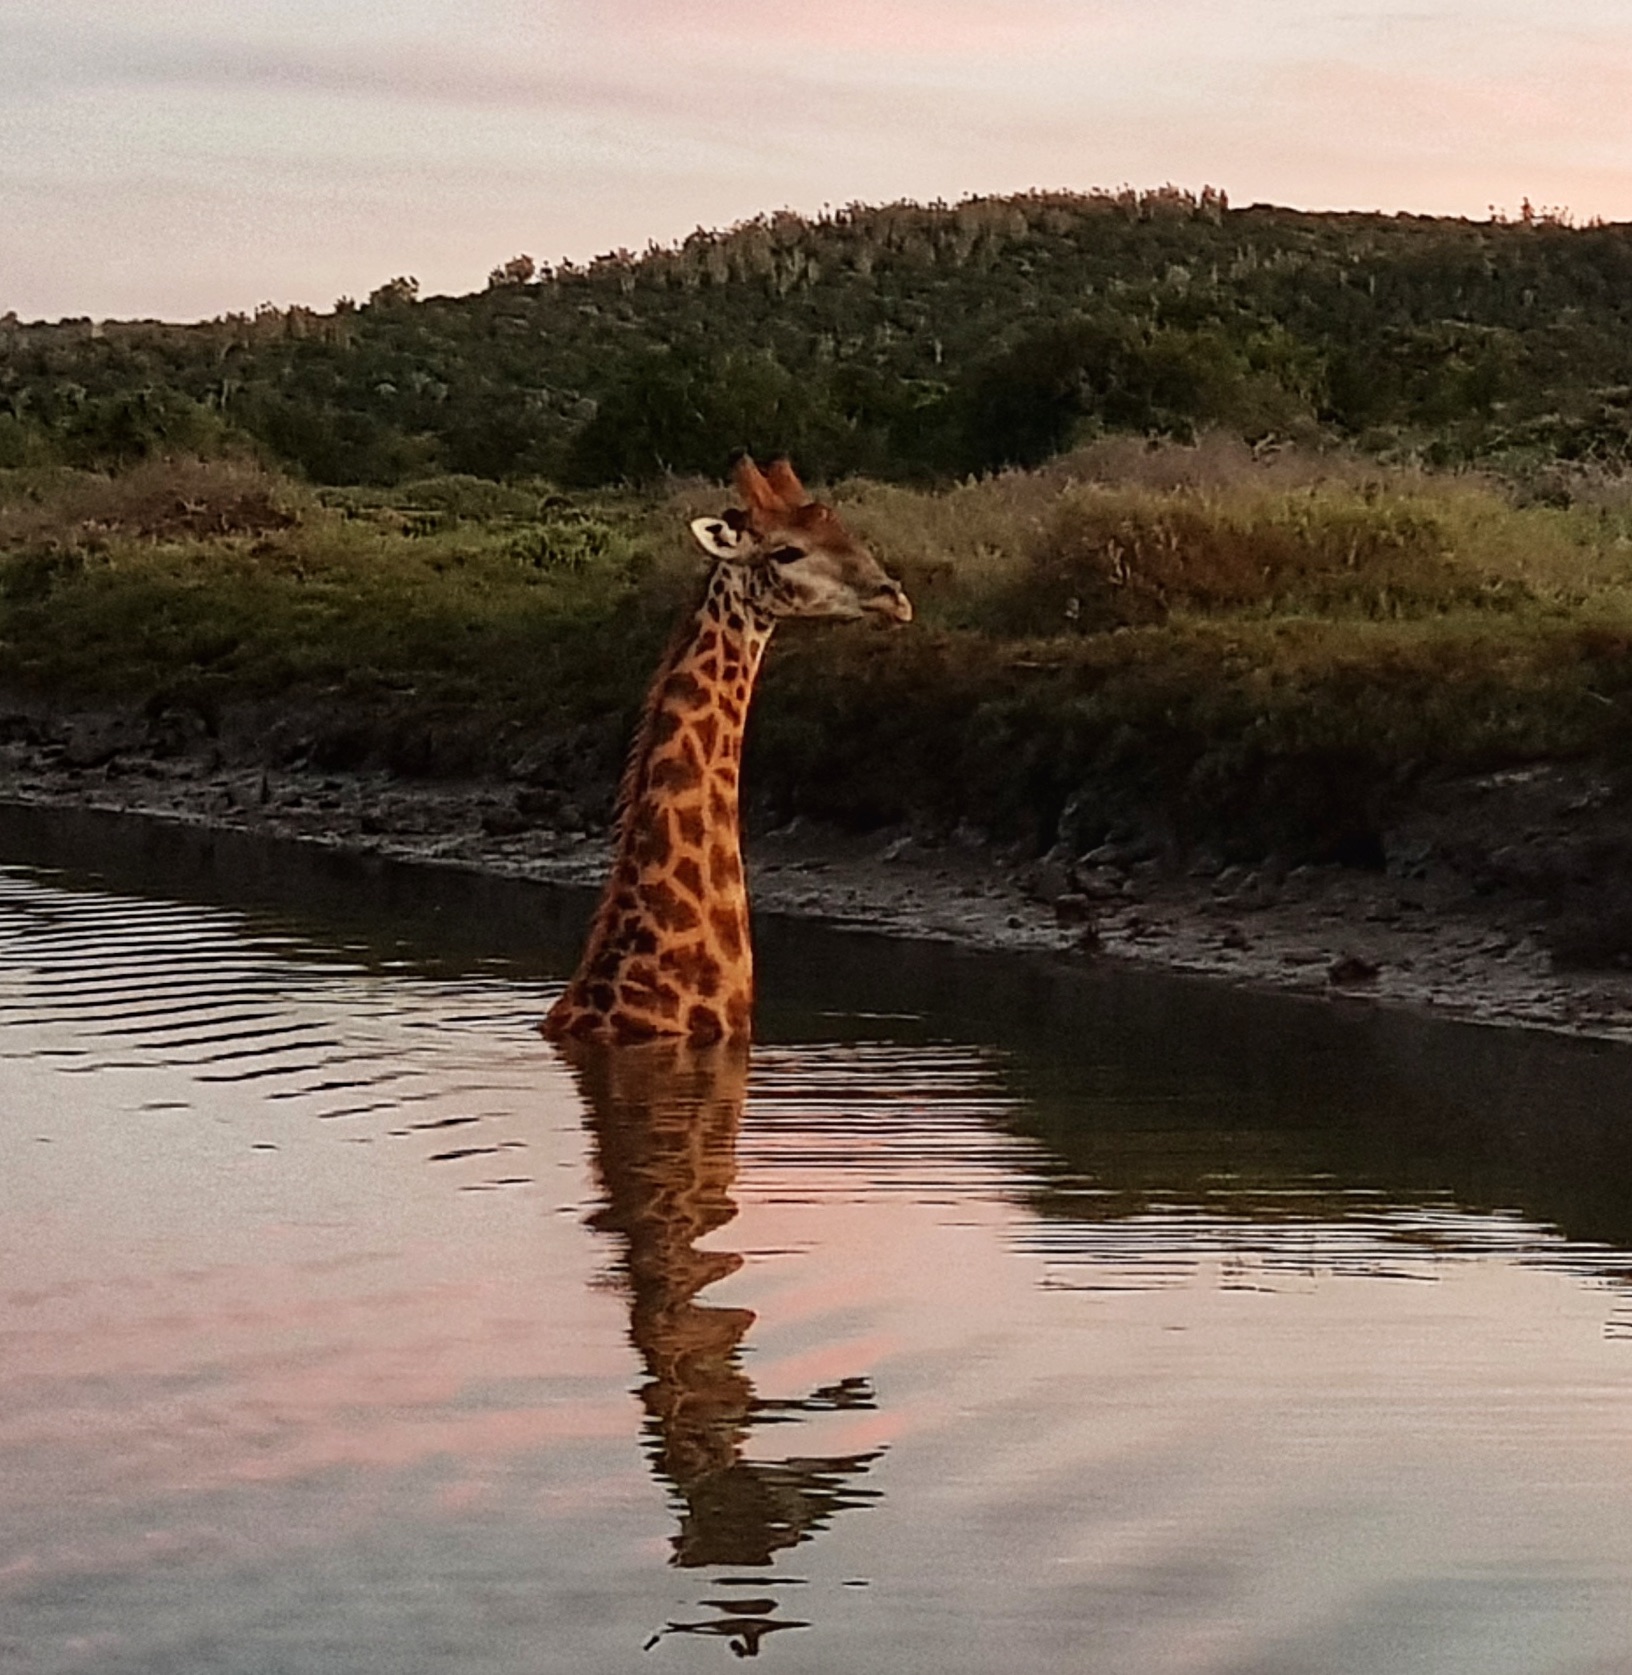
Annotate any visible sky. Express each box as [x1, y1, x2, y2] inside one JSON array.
[[2, 0, 1631, 322]]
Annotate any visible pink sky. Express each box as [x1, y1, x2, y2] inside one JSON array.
[[3, 0, 1630, 321]]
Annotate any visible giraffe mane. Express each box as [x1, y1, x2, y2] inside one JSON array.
[[605, 568, 717, 860]]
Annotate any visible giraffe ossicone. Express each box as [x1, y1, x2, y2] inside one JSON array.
[[542, 456, 911, 1046]]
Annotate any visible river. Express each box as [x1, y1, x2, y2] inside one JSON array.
[[4, 805, 1632, 1674]]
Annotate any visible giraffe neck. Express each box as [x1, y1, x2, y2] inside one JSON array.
[[544, 565, 775, 1044]]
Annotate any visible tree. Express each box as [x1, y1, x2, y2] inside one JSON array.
[[487, 255, 537, 288]]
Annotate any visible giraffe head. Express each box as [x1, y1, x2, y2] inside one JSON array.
[[689, 457, 912, 625]]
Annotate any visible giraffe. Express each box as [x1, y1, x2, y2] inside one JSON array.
[[542, 456, 911, 1046]]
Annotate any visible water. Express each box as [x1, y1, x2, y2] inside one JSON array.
[[5, 806, 1632, 1673]]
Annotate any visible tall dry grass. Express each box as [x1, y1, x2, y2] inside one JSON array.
[[817, 434, 1632, 635], [0, 458, 303, 549], [7, 445, 1632, 857]]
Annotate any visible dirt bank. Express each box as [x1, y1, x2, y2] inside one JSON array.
[[5, 701, 1632, 1045]]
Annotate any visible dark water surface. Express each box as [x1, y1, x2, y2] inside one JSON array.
[[6, 805, 1632, 1674]]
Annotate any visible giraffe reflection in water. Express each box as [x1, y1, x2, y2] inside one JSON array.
[[564, 1039, 882, 1599]]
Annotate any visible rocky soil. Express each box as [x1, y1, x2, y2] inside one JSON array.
[[6, 702, 1632, 1042]]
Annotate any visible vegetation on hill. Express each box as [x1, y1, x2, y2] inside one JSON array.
[[5, 443, 1632, 864], [6, 189, 1632, 487], [8, 188, 1632, 865]]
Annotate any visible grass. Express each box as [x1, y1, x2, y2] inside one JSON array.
[[5, 442, 1632, 859], [0, 458, 670, 731]]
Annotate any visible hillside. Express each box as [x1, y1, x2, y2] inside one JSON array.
[[6, 189, 1632, 486]]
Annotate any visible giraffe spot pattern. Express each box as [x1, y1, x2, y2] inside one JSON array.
[[641, 879, 701, 934], [674, 802, 706, 848], [662, 942, 722, 998], [663, 670, 707, 710], [649, 754, 702, 795], [619, 977, 681, 1020], [708, 843, 741, 890], [710, 907, 745, 962], [686, 1003, 724, 1045], [672, 855, 705, 900]]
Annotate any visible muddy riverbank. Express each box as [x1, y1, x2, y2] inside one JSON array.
[[6, 700, 1632, 1044]]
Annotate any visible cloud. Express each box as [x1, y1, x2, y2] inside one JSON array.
[[595, 0, 1094, 59], [1, 25, 661, 118], [1259, 31, 1632, 175]]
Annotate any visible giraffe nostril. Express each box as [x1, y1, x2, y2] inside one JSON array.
[[871, 583, 912, 623]]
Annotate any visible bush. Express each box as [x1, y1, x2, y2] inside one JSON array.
[[7, 444, 1632, 862], [0, 458, 302, 552], [58, 390, 236, 470], [0, 416, 57, 469]]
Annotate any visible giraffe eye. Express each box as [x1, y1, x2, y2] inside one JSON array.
[[765, 545, 802, 564]]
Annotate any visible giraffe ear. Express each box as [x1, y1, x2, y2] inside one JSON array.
[[689, 516, 748, 561]]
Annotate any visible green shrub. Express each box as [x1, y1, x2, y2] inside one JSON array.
[[7, 446, 1632, 859]]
